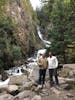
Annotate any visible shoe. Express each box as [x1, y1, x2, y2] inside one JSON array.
[[37, 85, 42, 88], [35, 85, 42, 91]]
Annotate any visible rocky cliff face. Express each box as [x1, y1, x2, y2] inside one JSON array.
[[6, 0, 41, 56], [0, 0, 42, 69]]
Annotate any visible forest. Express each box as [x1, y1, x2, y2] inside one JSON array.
[[36, 0, 75, 63]]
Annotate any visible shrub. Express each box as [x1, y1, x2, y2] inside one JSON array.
[[12, 45, 22, 60]]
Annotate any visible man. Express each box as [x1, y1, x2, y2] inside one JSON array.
[[47, 52, 59, 87], [37, 53, 48, 88]]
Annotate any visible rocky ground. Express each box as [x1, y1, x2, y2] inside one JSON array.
[[0, 64, 75, 100]]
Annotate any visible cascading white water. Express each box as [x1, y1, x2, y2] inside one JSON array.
[[37, 26, 43, 41], [37, 26, 51, 47], [0, 78, 10, 87], [37, 49, 47, 60], [36, 26, 51, 59]]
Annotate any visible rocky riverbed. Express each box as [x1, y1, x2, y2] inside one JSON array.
[[0, 62, 75, 100]]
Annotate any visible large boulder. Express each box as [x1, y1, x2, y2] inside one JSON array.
[[9, 75, 27, 85], [7, 85, 19, 92], [31, 95, 42, 100], [23, 81, 33, 89], [0, 94, 13, 100], [6, 85, 19, 96], [23, 98, 30, 100]]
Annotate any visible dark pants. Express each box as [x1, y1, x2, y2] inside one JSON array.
[[39, 69, 46, 85], [49, 68, 59, 86]]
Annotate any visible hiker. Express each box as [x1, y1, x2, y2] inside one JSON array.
[[37, 53, 48, 88], [47, 51, 59, 87]]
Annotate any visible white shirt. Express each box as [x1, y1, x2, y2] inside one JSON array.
[[47, 56, 58, 69]]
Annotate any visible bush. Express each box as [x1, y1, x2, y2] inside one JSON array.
[[1, 71, 8, 81], [12, 45, 22, 60], [0, 59, 4, 70]]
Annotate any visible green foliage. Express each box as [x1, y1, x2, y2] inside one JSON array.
[[1, 71, 8, 81], [12, 45, 22, 60], [37, 0, 75, 63], [0, 17, 14, 35], [0, 59, 4, 69], [0, 0, 7, 11], [0, 16, 13, 69], [0, 15, 23, 69]]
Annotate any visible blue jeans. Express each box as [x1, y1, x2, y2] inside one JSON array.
[[39, 69, 46, 85]]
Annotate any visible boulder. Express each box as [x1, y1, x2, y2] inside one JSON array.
[[23, 81, 33, 89], [0, 94, 13, 100], [23, 98, 30, 100], [19, 81, 33, 92], [0, 88, 7, 95], [31, 95, 41, 100], [7, 85, 19, 92], [50, 87, 61, 95], [6, 85, 19, 96]]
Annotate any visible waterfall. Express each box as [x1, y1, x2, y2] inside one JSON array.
[[36, 26, 51, 59], [37, 26, 51, 48], [37, 26, 43, 41]]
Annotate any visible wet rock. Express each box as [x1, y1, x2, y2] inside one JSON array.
[[31, 95, 41, 100], [7, 85, 19, 92]]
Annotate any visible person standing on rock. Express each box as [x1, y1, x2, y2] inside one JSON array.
[[37, 53, 48, 88], [47, 51, 59, 87]]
